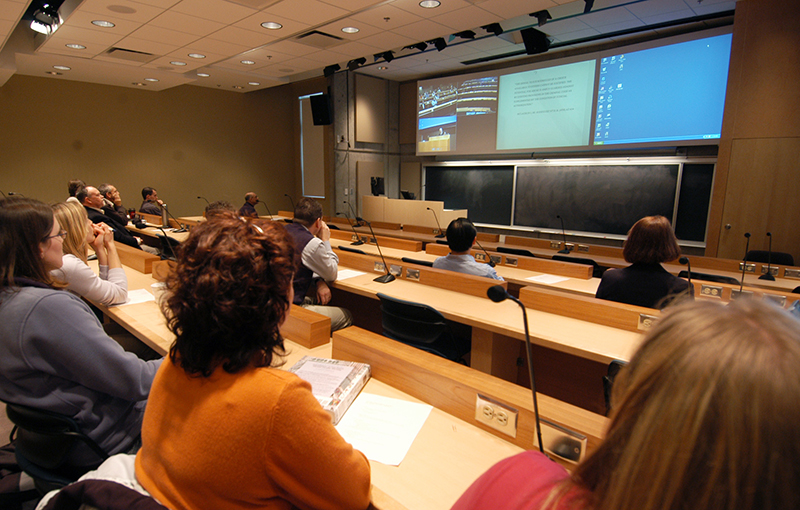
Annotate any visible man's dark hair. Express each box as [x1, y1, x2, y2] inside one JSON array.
[[68, 179, 85, 197], [98, 183, 114, 199], [293, 197, 322, 228], [141, 187, 155, 200], [446, 217, 477, 253], [75, 186, 91, 204], [205, 200, 235, 218], [244, 192, 257, 202]]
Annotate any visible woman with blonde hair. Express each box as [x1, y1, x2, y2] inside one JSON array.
[[51, 201, 127, 305], [595, 215, 691, 309], [451, 298, 800, 510]]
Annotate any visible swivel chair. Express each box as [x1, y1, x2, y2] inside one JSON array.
[[496, 246, 535, 258], [401, 257, 434, 267], [678, 270, 740, 286], [746, 250, 794, 267]]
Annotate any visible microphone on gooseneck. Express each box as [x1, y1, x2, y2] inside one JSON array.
[[475, 239, 496, 268], [427, 207, 446, 238], [740, 232, 751, 292], [258, 201, 274, 218], [487, 285, 545, 455], [556, 215, 570, 254], [8, 192, 24, 197], [285, 194, 295, 212], [155, 226, 178, 261], [344, 200, 361, 226], [759, 232, 775, 281], [159, 202, 188, 233], [337, 210, 365, 246], [197, 196, 209, 205], [357, 217, 395, 284], [679, 256, 692, 291]]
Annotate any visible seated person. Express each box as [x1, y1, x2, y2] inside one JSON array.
[[135, 212, 371, 510], [433, 218, 503, 281], [205, 200, 235, 219], [238, 192, 259, 218], [77, 186, 146, 251], [285, 197, 353, 332], [51, 201, 128, 305], [98, 183, 129, 226], [139, 187, 162, 216], [0, 197, 161, 468], [595, 215, 691, 309], [451, 298, 800, 510], [67, 178, 85, 203]]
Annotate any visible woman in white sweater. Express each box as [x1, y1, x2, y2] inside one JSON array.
[[51, 201, 128, 305]]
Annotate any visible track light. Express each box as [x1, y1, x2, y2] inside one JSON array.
[[454, 30, 476, 40], [404, 42, 428, 52], [374, 50, 394, 63], [30, 3, 61, 35], [323, 64, 340, 77], [429, 37, 447, 51], [481, 23, 503, 36], [347, 57, 366, 70], [520, 27, 551, 55], [530, 10, 552, 27], [584, 0, 594, 14]]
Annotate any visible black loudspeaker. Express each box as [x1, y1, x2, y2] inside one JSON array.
[[520, 28, 551, 55], [371, 177, 385, 196], [309, 94, 333, 126]]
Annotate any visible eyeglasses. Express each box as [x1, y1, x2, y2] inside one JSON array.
[[43, 230, 67, 241]]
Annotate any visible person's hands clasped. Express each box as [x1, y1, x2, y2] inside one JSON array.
[[317, 219, 331, 242], [99, 222, 115, 246], [316, 280, 332, 305], [89, 223, 106, 252]]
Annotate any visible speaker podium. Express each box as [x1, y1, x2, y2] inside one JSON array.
[[361, 196, 466, 232]]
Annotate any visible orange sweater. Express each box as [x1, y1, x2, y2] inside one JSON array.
[[135, 357, 371, 510]]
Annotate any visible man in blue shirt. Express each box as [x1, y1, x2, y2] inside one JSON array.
[[433, 218, 503, 281]]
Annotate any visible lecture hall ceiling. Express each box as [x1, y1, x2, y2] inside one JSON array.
[[0, 0, 734, 92]]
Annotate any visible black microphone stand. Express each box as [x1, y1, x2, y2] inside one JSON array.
[[160, 203, 188, 233], [357, 217, 395, 283], [258, 201, 274, 218], [197, 196, 209, 205], [758, 232, 775, 281], [427, 207, 446, 238], [475, 239, 496, 267], [679, 256, 693, 295], [740, 232, 751, 292], [337, 211, 365, 246], [487, 285, 545, 454], [284, 194, 295, 212], [556, 215, 570, 254], [156, 226, 178, 261]]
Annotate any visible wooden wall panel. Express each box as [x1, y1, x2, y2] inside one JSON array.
[[355, 74, 387, 144]]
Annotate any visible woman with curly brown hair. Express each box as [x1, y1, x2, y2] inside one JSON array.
[[135, 211, 371, 510]]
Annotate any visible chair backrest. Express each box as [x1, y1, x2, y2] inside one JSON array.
[[678, 270, 740, 286], [337, 245, 366, 255], [401, 257, 434, 267], [376, 293, 465, 361], [602, 360, 628, 416], [497, 246, 536, 258], [552, 255, 607, 278], [746, 250, 794, 266]]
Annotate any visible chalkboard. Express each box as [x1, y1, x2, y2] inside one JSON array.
[[425, 166, 514, 225], [514, 165, 679, 235]]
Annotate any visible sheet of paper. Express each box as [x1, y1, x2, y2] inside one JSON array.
[[337, 269, 366, 280], [526, 274, 570, 285], [293, 362, 354, 396], [111, 288, 156, 307], [336, 393, 432, 466]]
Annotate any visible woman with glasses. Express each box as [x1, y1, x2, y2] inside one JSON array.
[[51, 201, 128, 306], [0, 196, 161, 468]]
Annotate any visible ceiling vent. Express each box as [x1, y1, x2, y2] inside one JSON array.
[[223, 0, 281, 9], [294, 30, 345, 49], [102, 47, 156, 63]]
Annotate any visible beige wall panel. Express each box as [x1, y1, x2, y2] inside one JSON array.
[[301, 96, 325, 198], [355, 74, 387, 144], [400, 161, 421, 198], [0, 75, 296, 218], [716, 137, 800, 263], [362, 195, 387, 222], [398, 81, 417, 145]]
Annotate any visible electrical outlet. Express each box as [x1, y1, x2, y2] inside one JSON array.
[[389, 264, 402, 276], [577, 244, 589, 253], [374, 261, 385, 273], [550, 241, 561, 249], [785, 268, 800, 279], [638, 313, 658, 331], [565, 243, 575, 252], [343, 188, 348, 196], [506, 257, 518, 267], [475, 395, 518, 438], [764, 294, 787, 307], [475, 253, 486, 262], [739, 262, 756, 273], [490, 255, 502, 266], [761, 266, 779, 276], [406, 268, 420, 281], [731, 289, 754, 300], [700, 284, 723, 298]]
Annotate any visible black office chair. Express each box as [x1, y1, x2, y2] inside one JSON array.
[[497, 246, 535, 258], [552, 255, 608, 278], [328, 224, 340, 230], [337, 245, 366, 255], [401, 256, 434, 267], [602, 360, 628, 416], [435, 239, 448, 245], [746, 250, 794, 267], [156, 234, 180, 261], [376, 293, 470, 362], [678, 270, 740, 286], [5, 402, 109, 494]]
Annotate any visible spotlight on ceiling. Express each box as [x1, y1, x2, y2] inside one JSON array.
[[403, 42, 428, 52], [375, 50, 394, 63], [519, 27, 551, 55], [454, 30, 476, 40], [584, 0, 594, 14], [347, 57, 367, 71], [481, 23, 503, 36], [430, 37, 447, 51], [30, 3, 61, 35], [323, 64, 340, 77], [530, 10, 552, 27]]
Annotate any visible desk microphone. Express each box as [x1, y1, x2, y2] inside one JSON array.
[[556, 215, 570, 254], [357, 217, 395, 283], [258, 200, 274, 218], [197, 196, 209, 205], [679, 256, 692, 291], [8, 192, 24, 197], [487, 285, 545, 454], [426, 207, 446, 238], [337, 211, 365, 246], [155, 226, 178, 261], [740, 232, 751, 292], [475, 239, 496, 267], [159, 203, 188, 233], [285, 194, 296, 212], [344, 200, 361, 226], [759, 232, 775, 281]]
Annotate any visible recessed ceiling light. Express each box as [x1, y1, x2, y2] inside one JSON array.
[[145, 78, 159, 82], [233, 85, 244, 89], [170, 61, 187, 66], [377, 66, 388, 70], [53, 65, 71, 71], [132, 82, 146, 86], [241, 60, 255, 65], [91, 20, 115, 28], [419, 0, 440, 7], [188, 53, 205, 59], [46, 71, 62, 75], [197, 73, 210, 77], [341, 26, 359, 34], [66, 43, 86, 50], [248, 82, 260, 86], [261, 21, 282, 30]]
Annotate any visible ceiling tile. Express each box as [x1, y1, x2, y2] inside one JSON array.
[[129, 23, 200, 45], [326, 39, 384, 59], [430, 6, 503, 32], [350, 4, 422, 30], [318, 0, 386, 12], [263, 0, 349, 25], [580, 5, 637, 28], [143, 54, 206, 70], [64, 10, 144, 37], [389, 0, 472, 17], [182, 34, 252, 54], [393, 18, 452, 42], [233, 11, 310, 36], [147, 10, 226, 36], [116, 34, 182, 54], [691, 0, 736, 16], [171, 0, 256, 24], [356, 30, 416, 52], [207, 25, 279, 48], [476, 0, 556, 21], [1, 0, 26, 22], [639, 9, 695, 26], [539, 17, 591, 36], [260, 38, 318, 57], [317, 17, 384, 40], [76, 0, 166, 23], [40, 24, 124, 47], [625, 0, 692, 19]]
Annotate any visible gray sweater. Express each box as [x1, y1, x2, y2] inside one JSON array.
[[0, 284, 162, 465]]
